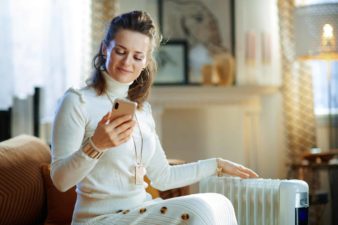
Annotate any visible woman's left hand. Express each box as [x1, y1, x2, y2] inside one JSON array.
[[217, 158, 259, 178]]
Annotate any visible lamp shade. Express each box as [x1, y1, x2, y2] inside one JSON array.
[[294, 3, 338, 60]]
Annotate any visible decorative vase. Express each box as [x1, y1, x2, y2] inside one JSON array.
[[213, 52, 235, 86]]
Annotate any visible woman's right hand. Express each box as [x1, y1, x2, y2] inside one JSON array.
[[217, 159, 259, 179], [91, 112, 135, 150]]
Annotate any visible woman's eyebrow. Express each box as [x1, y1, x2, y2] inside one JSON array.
[[115, 44, 126, 49]]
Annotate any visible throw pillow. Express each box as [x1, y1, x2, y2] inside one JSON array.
[[40, 163, 76, 225], [0, 135, 51, 225]]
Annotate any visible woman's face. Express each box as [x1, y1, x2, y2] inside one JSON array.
[[104, 29, 150, 83]]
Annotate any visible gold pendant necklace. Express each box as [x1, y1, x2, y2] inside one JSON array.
[[106, 93, 145, 185]]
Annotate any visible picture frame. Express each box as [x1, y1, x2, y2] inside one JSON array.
[[158, 0, 235, 84], [154, 40, 188, 85]]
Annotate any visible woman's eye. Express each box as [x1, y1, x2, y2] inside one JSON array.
[[134, 57, 143, 61], [115, 49, 125, 55]]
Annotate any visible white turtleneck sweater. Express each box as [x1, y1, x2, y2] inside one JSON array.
[[51, 72, 217, 221]]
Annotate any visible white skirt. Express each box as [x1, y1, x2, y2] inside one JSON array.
[[75, 193, 238, 225]]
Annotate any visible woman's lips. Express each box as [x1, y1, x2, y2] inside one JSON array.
[[117, 67, 132, 73]]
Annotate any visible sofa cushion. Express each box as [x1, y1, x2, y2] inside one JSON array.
[[0, 135, 51, 225], [41, 163, 76, 225]]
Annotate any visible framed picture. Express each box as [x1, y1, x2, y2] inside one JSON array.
[[154, 40, 188, 85], [159, 0, 235, 84]]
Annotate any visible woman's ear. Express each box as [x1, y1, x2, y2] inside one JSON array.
[[101, 42, 108, 57], [144, 59, 150, 69]]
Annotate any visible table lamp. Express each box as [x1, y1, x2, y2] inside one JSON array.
[[294, 3, 338, 60], [294, 2, 338, 151]]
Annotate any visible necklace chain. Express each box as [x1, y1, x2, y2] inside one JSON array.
[[106, 93, 143, 165], [132, 115, 143, 165]]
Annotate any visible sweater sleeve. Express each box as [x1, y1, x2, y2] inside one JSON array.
[[50, 89, 99, 192], [143, 103, 218, 191]]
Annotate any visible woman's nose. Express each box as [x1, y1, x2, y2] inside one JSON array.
[[122, 54, 132, 65]]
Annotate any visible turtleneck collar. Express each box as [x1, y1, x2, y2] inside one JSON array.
[[102, 70, 132, 98]]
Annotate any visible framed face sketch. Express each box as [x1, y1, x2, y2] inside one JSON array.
[[159, 0, 235, 84], [154, 40, 188, 85]]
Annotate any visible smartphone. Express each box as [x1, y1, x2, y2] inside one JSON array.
[[110, 98, 137, 120]]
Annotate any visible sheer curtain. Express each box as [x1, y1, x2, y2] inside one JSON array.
[[0, 0, 15, 110], [0, 0, 91, 141], [278, 0, 317, 164], [311, 61, 338, 149]]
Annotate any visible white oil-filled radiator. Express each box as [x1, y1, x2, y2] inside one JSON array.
[[199, 176, 309, 225]]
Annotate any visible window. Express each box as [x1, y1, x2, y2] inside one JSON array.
[[311, 61, 338, 116]]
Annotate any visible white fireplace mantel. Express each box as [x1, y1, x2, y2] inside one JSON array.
[[149, 85, 278, 108], [148, 85, 280, 172], [149, 85, 279, 136]]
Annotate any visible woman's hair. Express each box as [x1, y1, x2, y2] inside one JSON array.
[[90, 10, 160, 109]]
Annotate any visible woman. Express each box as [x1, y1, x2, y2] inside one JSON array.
[[51, 11, 258, 225]]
